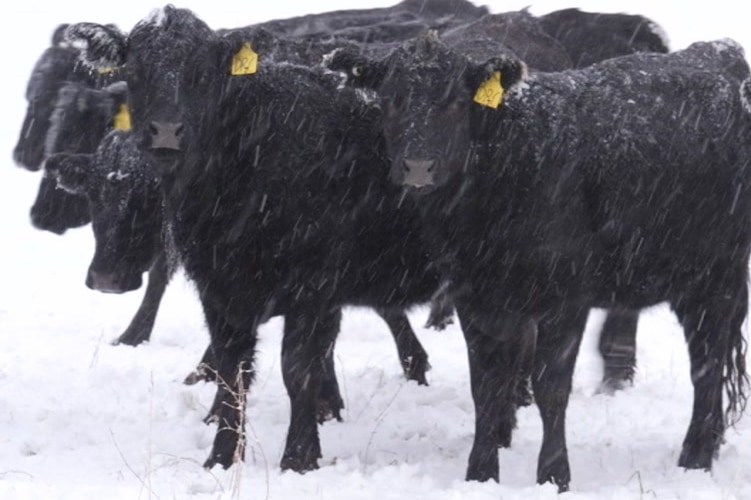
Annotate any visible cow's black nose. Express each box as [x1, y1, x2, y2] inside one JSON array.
[[149, 121, 183, 151], [402, 158, 436, 188]]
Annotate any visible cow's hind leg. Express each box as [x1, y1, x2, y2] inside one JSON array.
[[532, 306, 588, 492], [376, 307, 430, 385], [183, 343, 218, 385], [597, 308, 639, 394], [317, 313, 345, 423], [672, 274, 748, 471], [280, 306, 342, 473]]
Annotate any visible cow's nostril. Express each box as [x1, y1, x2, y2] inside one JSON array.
[[404, 158, 436, 172], [149, 121, 183, 151], [402, 158, 437, 188]]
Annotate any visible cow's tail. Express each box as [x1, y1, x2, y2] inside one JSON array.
[[725, 281, 749, 427]]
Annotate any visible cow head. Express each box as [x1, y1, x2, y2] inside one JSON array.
[[29, 80, 129, 235], [65, 7, 277, 171], [29, 175, 90, 235], [45, 81, 129, 158], [14, 25, 91, 170], [328, 31, 526, 190], [45, 130, 162, 293]]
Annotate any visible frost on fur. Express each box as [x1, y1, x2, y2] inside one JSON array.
[[741, 78, 751, 114], [647, 20, 671, 52], [65, 23, 127, 71]]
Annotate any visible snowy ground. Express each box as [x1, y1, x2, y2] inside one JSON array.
[[1, 1, 751, 499]]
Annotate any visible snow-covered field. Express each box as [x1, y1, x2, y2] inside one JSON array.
[[1, 1, 750, 499]]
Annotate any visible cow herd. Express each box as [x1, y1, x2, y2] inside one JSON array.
[[12, 0, 751, 492]]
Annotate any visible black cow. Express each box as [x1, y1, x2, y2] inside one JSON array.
[[329, 9, 661, 394], [42, 21, 438, 375], [538, 8, 670, 69], [16, 2, 480, 233], [439, 7, 671, 393], [30, 80, 130, 235], [17, 11, 443, 346], [332, 32, 751, 490], [64, 7, 448, 473], [13, 24, 116, 233], [32, 78, 172, 347], [255, 0, 487, 39], [440, 9, 572, 72], [13, 25, 169, 346], [535, 7, 669, 391], [45, 78, 436, 384]]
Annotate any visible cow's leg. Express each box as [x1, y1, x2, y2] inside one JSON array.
[[514, 322, 536, 408], [375, 307, 430, 385], [672, 275, 748, 471], [113, 252, 170, 346], [316, 312, 344, 424], [183, 343, 218, 385], [532, 306, 588, 492], [598, 308, 638, 393], [201, 302, 258, 470], [425, 278, 455, 331], [187, 316, 345, 425], [459, 305, 529, 483], [280, 306, 341, 473]]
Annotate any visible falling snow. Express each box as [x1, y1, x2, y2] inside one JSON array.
[[1, 1, 751, 499]]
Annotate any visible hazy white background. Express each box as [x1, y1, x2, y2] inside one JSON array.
[[1, 1, 750, 499]]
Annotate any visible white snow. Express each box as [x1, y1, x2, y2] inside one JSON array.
[[1, 1, 751, 499]]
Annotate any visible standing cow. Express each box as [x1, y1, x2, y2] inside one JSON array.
[[13, 24, 171, 346], [63, 7, 451, 472], [330, 32, 751, 490], [13, 24, 111, 233], [537, 7, 671, 391], [331, 8, 674, 395]]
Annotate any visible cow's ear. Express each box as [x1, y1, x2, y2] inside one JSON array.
[[102, 82, 131, 130], [51, 24, 70, 46], [45, 153, 93, 196], [467, 56, 527, 109], [324, 48, 387, 89], [219, 29, 270, 76], [64, 23, 127, 72]]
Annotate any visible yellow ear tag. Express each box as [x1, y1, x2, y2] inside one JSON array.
[[113, 104, 131, 130], [473, 71, 504, 109], [97, 66, 118, 75], [231, 43, 258, 76]]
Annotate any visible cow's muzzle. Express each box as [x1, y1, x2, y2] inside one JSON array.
[[402, 158, 436, 188], [149, 121, 183, 151]]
